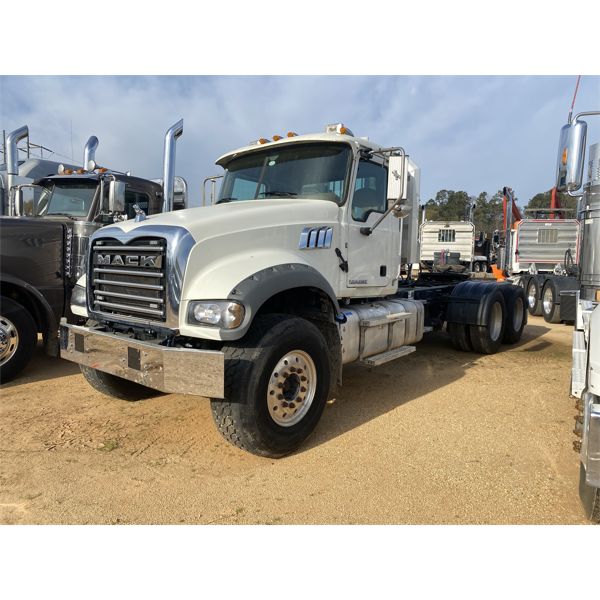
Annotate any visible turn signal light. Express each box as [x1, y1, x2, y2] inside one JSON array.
[[562, 148, 568, 165], [595, 289, 600, 302], [76, 168, 85, 174], [64, 168, 73, 175], [98, 167, 108, 173]]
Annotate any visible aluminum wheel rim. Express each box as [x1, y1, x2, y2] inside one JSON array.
[[527, 283, 537, 309], [543, 286, 553, 315], [513, 297, 524, 331], [267, 350, 317, 427], [0, 315, 19, 367], [489, 302, 503, 342]]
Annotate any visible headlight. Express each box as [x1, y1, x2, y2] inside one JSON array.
[[188, 301, 245, 329]]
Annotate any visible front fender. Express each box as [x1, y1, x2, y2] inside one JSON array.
[[179, 252, 339, 341]]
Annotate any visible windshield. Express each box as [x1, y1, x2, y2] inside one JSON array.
[[35, 181, 98, 217], [218, 142, 352, 205]]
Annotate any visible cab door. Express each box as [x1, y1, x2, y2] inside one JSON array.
[[345, 158, 397, 291]]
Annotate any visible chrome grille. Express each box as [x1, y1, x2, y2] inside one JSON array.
[[91, 237, 166, 322]]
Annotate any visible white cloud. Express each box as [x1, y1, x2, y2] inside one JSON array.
[[1, 75, 599, 207]]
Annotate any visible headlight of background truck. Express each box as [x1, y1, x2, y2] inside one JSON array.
[[187, 301, 245, 329]]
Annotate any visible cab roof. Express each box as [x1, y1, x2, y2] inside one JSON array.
[[215, 131, 387, 168]]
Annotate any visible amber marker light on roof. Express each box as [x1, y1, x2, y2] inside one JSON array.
[[76, 169, 85, 174], [98, 168, 108, 173], [272, 135, 283, 141], [258, 138, 270, 144], [286, 132, 298, 137]]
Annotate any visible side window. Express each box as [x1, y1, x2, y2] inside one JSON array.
[[125, 189, 150, 219], [352, 160, 387, 222]]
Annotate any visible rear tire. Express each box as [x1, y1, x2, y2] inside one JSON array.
[[448, 323, 473, 352], [541, 280, 561, 323], [469, 290, 506, 354], [473, 262, 481, 273], [80, 365, 161, 401], [210, 314, 331, 458], [0, 296, 37, 384], [501, 285, 527, 344], [526, 276, 543, 316], [579, 462, 600, 523]]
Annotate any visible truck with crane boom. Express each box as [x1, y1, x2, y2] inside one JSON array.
[[0, 121, 187, 383], [58, 122, 528, 458], [555, 109, 600, 522]]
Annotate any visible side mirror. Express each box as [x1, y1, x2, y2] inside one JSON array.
[[387, 155, 407, 204], [108, 180, 126, 212], [555, 120, 587, 192]]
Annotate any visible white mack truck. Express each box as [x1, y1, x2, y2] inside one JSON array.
[[556, 110, 600, 522], [60, 123, 528, 457]]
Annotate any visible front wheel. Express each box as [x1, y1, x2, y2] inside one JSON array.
[[0, 297, 37, 383], [579, 462, 600, 523], [210, 314, 331, 458]]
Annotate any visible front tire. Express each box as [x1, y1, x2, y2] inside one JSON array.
[[80, 365, 161, 401], [579, 462, 600, 523], [0, 297, 37, 383], [210, 314, 331, 458]]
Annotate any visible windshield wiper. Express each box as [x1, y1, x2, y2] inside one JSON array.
[[260, 191, 298, 198], [45, 213, 77, 220]]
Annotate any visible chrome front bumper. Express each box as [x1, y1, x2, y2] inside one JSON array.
[[60, 323, 224, 398]]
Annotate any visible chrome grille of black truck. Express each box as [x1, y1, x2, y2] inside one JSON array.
[[90, 237, 167, 322]]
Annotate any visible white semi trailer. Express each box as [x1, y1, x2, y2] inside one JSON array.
[[59, 123, 528, 457], [556, 110, 600, 522]]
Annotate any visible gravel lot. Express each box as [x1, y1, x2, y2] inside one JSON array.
[[0, 316, 588, 524]]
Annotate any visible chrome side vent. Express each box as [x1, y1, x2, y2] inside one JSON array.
[[90, 237, 166, 322], [299, 226, 333, 249]]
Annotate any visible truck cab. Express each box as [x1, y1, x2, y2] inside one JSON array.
[[0, 122, 187, 383], [60, 123, 526, 458]]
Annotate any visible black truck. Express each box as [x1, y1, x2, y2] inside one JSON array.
[[0, 121, 186, 382]]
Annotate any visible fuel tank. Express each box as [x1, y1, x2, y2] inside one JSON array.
[[339, 298, 425, 364]]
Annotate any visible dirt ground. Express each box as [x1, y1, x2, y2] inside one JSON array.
[[0, 316, 589, 524]]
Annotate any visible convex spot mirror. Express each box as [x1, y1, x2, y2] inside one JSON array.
[[108, 180, 126, 212], [556, 120, 587, 193]]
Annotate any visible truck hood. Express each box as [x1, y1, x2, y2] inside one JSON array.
[[105, 198, 341, 241]]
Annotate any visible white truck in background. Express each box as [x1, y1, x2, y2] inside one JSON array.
[[555, 110, 600, 522], [419, 219, 489, 273], [59, 123, 528, 458]]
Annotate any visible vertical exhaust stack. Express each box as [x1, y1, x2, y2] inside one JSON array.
[[162, 119, 184, 213], [83, 136, 99, 171], [6, 125, 29, 216]]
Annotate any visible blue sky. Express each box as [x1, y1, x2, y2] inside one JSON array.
[[1, 75, 599, 208]]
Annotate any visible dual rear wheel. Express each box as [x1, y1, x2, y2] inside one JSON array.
[[448, 286, 527, 354]]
